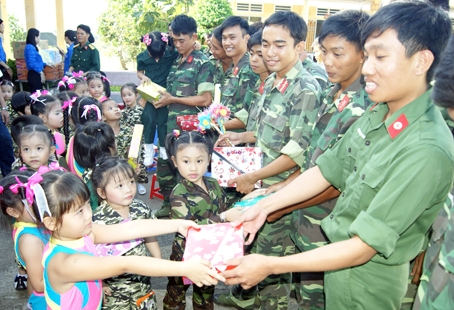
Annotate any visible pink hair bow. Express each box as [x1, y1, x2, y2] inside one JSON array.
[[72, 71, 84, 78], [9, 173, 44, 205], [0, 185, 3, 194], [101, 76, 110, 85], [37, 162, 67, 174], [81, 104, 102, 121], [30, 90, 49, 104], [161, 32, 169, 43], [143, 34, 152, 46], [62, 97, 77, 113]]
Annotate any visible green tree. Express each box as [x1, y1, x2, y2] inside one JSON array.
[[192, 0, 232, 35], [9, 15, 26, 48]]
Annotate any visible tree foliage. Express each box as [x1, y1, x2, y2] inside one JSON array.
[[192, 0, 232, 35], [8, 15, 26, 48]]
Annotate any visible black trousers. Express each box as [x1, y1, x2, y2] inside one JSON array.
[[27, 70, 43, 93]]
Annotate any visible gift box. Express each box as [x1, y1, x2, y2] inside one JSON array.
[[137, 81, 166, 103], [211, 147, 263, 188], [182, 223, 244, 285], [176, 114, 199, 131]]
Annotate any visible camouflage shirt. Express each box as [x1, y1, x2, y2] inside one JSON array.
[[221, 53, 259, 116], [243, 80, 265, 132], [413, 189, 454, 309], [92, 199, 155, 286], [251, 60, 321, 187], [166, 50, 214, 133], [302, 57, 329, 92], [210, 56, 227, 86], [115, 125, 134, 159], [121, 104, 143, 129]]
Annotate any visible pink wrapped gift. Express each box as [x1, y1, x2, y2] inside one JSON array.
[[95, 219, 144, 257], [183, 223, 244, 284], [211, 147, 263, 188]]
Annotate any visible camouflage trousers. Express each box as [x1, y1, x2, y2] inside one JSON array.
[[137, 162, 149, 184], [102, 278, 157, 310], [163, 237, 214, 310], [156, 157, 178, 210], [250, 213, 294, 310], [141, 103, 168, 146]]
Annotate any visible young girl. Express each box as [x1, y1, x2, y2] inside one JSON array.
[[1, 80, 17, 122], [74, 122, 116, 210], [11, 91, 32, 116], [163, 130, 237, 310], [56, 91, 78, 148], [0, 170, 50, 310], [100, 98, 148, 194], [58, 75, 89, 97], [86, 71, 111, 103], [92, 156, 161, 309], [35, 170, 223, 309], [29, 91, 65, 156], [120, 83, 143, 129]]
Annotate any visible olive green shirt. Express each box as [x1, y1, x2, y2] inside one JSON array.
[[317, 88, 454, 265], [70, 42, 100, 72]]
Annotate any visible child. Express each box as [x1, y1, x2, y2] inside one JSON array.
[[58, 75, 89, 97], [120, 83, 143, 129], [1, 80, 17, 122], [163, 130, 235, 310], [0, 170, 50, 310], [92, 156, 161, 309], [29, 91, 65, 156], [100, 98, 148, 194], [86, 71, 111, 103], [35, 170, 223, 309], [11, 91, 32, 116], [73, 122, 116, 210]]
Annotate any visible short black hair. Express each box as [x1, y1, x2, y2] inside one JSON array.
[[11, 91, 32, 114], [10, 115, 44, 144], [212, 26, 223, 46], [264, 11, 307, 45], [319, 10, 369, 51], [361, 1, 452, 83], [220, 16, 249, 37], [64, 30, 76, 42], [171, 15, 197, 37], [249, 21, 264, 36], [248, 30, 262, 50], [432, 36, 454, 109]]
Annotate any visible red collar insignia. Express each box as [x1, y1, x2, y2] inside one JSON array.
[[187, 55, 193, 63], [337, 94, 350, 112], [369, 102, 379, 111], [387, 114, 409, 139], [277, 78, 289, 94], [233, 66, 239, 76], [258, 81, 265, 95]]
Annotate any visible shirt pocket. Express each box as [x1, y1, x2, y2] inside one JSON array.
[[175, 75, 195, 97], [260, 113, 289, 153], [358, 163, 384, 204]]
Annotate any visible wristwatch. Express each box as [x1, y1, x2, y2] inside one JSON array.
[[2, 107, 8, 110]]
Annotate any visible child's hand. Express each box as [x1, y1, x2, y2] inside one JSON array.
[[176, 220, 200, 236], [183, 258, 225, 287], [102, 281, 112, 304]]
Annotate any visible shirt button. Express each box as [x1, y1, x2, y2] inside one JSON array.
[[342, 192, 345, 197], [348, 147, 351, 153], [330, 214, 334, 219], [361, 174, 365, 180], [365, 141, 370, 146], [354, 166, 357, 171]]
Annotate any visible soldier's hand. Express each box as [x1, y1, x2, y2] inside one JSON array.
[[176, 219, 200, 236], [229, 174, 255, 194], [153, 91, 172, 108], [231, 201, 267, 244], [225, 208, 245, 222], [410, 250, 426, 285], [141, 76, 151, 84], [215, 132, 242, 147], [183, 258, 225, 286], [266, 181, 287, 195], [222, 254, 270, 289]]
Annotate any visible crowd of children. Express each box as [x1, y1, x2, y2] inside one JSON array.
[[0, 1, 454, 309]]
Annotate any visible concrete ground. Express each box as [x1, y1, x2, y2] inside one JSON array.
[[0, 171, 298, 309]]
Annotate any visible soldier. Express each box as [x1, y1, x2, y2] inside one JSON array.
[[210, 26, 232, 87], [222, 2, 454, 309], [299, 50, 329, 92], [217, 11, 321, 310], [69, 24, 100, 73], [153, 15, 214, 218]]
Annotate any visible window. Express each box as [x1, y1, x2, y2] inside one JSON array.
[[236, 3, 263, 12], [275, 5, 291, 12], [240, 16, 262, 23], [317, 8, 341, 16]]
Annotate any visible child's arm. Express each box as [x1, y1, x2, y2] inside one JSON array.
[[19, 234, 45, 293], [49, 253, 224, 288], [144, 237, 162, 259], [90, 219, 196, 244]]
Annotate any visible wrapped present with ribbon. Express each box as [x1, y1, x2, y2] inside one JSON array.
[[137, 81, 166, 103], [211, 147, 263, 188], [182, 223, 244, 285], [176, 114, 199, 131]]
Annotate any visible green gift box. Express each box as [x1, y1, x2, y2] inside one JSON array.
[[137, 82, 166, 103]]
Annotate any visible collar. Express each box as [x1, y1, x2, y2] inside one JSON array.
[[13, 221, 38, 229], [227, 53, 250, 77], [266, 60, 303, 94], [328, 77, 364, 111], [181, 177, 210, 193], [50, 236, 86, 249], [178, 49, 200, 64]]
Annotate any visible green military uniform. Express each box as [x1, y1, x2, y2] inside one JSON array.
[[291, 77, 372, 309], [93, 199, 158, 310], [163, 177, 227, 310], [243, 80, 265, 132], [121, 104, 143, 129], [252, 60, 321, 310], [137, 47, 178, 145], [316, 88, 454, 309], [413, 189, 454, 309], [210, 56, 227, 86], [156, 49, 214, 215], [302, 57, 329, 92], [70, 42, 100, 72]]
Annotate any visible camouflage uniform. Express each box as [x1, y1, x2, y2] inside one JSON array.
[[157, 50, 214, 214], [292, 77, 372, 309], [302, 57, 329, 93], [251, 60, 321, 310], [163, 177, 227, 310], [93, 199, 158, 310], [210, 56, 227, 86], [121, 104, 143, 129], [114, 124, 148, 184], [413, 189, 454, 309]]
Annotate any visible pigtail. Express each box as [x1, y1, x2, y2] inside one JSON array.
[[71, 97, 102, 126], [201, 129, 216, 156], [101, 74, 111, 98], [165, 129, 180, 166]]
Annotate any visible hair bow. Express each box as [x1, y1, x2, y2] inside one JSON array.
[[72, 71, 84, 78], [81, 104, 102, 121], [173, 129, 180, 138], [61, 96, 77, 113], [101, 76, 110, 85], [143, 33, 152, 46], [0, 185, 3, 194], [30, 90, 49, 105], [37, 162, 67, 174], [9, 173, 43, 205], [161, 32, 169, 43]]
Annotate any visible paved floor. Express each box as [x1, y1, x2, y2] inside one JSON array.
[[0, 172, 298, 309]]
